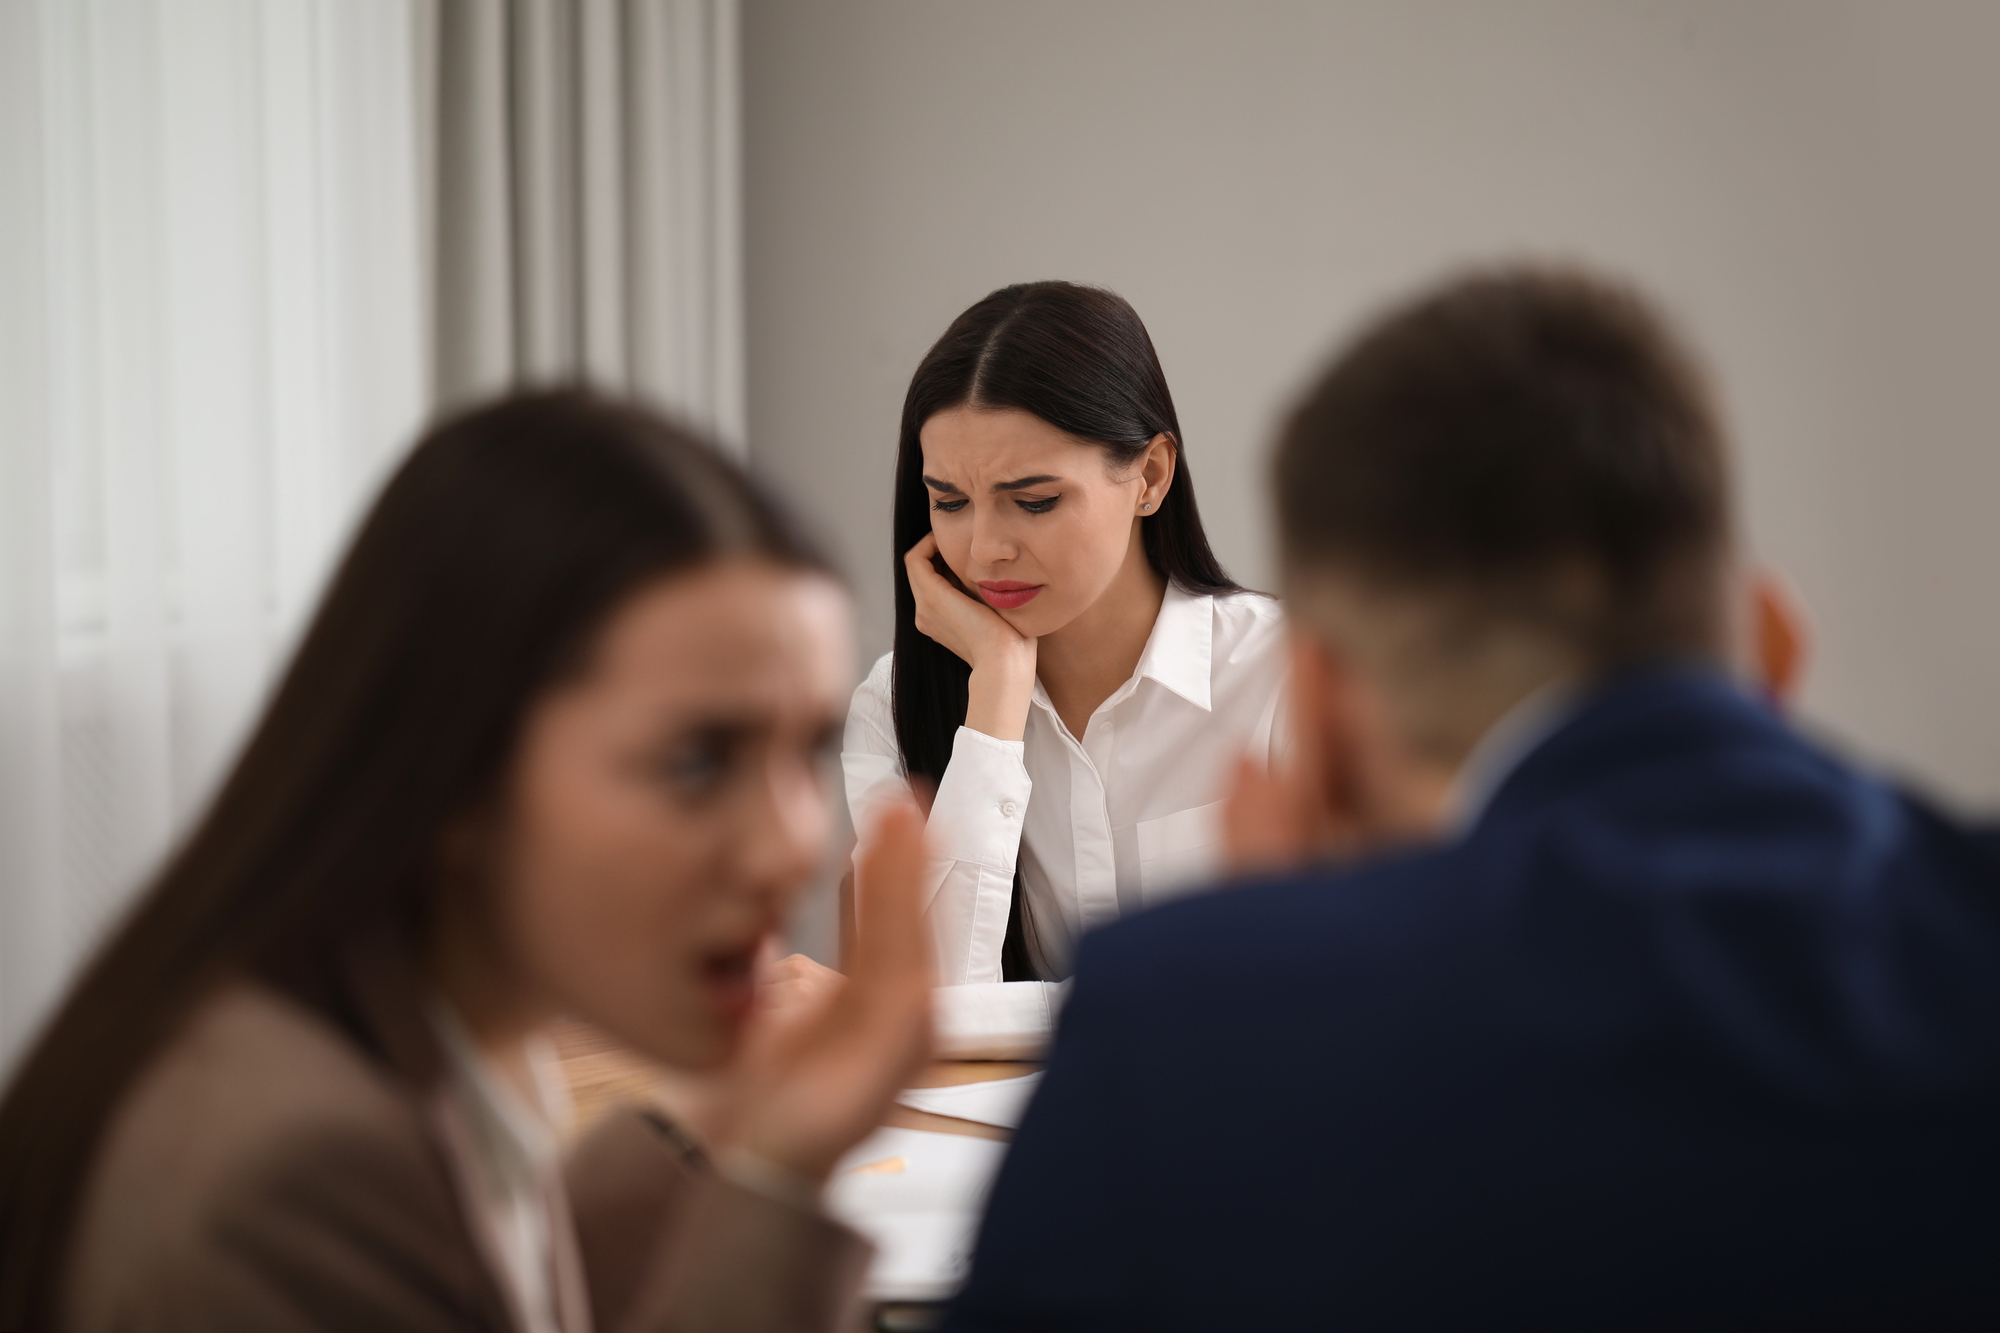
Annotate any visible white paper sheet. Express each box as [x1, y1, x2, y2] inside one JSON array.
[[894, 1071, 1043, 1129], [825, 1126, 1012, 1301]]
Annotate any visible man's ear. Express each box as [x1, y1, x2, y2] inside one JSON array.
[[1749, 567, 1811, 706]]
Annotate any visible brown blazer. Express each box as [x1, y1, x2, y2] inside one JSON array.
[[61, 943, 870, 1333]]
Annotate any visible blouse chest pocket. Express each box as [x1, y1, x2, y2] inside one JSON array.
[[1136, 800, 1227, 906]]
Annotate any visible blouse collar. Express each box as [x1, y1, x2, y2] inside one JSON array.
[[1028, 582, 1218, 727], [1131, 582, 1215, 711]]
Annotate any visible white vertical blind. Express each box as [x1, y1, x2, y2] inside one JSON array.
[[0, 0, 430, 1074], [0, 0, 747, 1074]]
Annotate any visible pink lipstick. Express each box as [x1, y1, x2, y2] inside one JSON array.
[[977, 581, 1043, 610]]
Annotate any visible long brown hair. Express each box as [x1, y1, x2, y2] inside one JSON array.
[[0, 390, 827, 1326]]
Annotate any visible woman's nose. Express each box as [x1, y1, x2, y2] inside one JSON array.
[[736, 760, 829, 901], [969, 511, 1016, 567]]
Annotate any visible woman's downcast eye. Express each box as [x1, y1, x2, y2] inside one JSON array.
[[930, 496, 1060, 515]]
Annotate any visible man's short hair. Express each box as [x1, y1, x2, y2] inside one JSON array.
[[1275, 266, 1731, 667]]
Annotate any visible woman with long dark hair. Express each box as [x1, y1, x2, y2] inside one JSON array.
[[842, 282, 1287, 1055], [0, 392, 932, 1332]]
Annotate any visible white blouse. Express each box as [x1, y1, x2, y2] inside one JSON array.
[[843, 585, 1288, 1055], [427, 1002, 583, 1333]]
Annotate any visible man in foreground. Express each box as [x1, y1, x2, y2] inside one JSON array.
[[943, 268, 2000, 1329]]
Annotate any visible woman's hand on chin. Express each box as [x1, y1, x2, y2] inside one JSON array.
[[716, 801, 935, 1187], [904, 532, 1037, 741]]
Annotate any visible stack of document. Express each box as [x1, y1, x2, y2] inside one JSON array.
[[826, 1127, 1011, 1301], [826, 1073, 1044, 1300]]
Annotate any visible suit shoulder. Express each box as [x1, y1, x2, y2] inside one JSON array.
[[101, 982, 425, 1172], [67, 984, 491, 1330]]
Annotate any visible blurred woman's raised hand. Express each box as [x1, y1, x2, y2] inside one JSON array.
[[719, 800, 935, 1185], [904, 532, 1038, 741]]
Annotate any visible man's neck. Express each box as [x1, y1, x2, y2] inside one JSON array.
[[1036, 534, 1166, 740], [1434, 673, 1583, 835]]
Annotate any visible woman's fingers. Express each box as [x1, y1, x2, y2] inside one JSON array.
[[762, 950, 841, 985], [848, 800, 935, 996], [902, 531, 945, 592], [841, 799, 936, 1070], [825, 798, 935, 1092], [902, 534, 959, 647], [725, 801, 933, 1180], [902, 531, 1035, 679], [903, 534, 966, 623], [1221, 750, 1307, 876], [758, 951, 845, 1024]]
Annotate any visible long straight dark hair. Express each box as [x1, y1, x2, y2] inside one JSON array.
[[0, 390, 826, 1327], [890, 282, 1238, 975]]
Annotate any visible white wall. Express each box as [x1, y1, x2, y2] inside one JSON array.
[[743, 0, 2000, 812]]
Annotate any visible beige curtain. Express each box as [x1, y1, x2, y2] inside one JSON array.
[[427, 0, 744, 449]]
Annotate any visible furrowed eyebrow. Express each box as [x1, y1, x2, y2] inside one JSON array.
[[922, 473, 1062, 494]]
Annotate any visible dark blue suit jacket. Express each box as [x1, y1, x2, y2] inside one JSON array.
[[945, 669, 2000, 1330]]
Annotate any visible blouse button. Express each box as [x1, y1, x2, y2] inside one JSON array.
[[1000, 800, 1018, 817]]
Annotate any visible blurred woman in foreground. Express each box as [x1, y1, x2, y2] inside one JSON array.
[[0, 393, 932, 1332]]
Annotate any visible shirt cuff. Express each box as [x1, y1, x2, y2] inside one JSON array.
[[925, 727, 1033, 871]]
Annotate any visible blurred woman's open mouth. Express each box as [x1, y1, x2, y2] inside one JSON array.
[[699, 944, 759, 1023], [977, 580, 1043, 610]]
